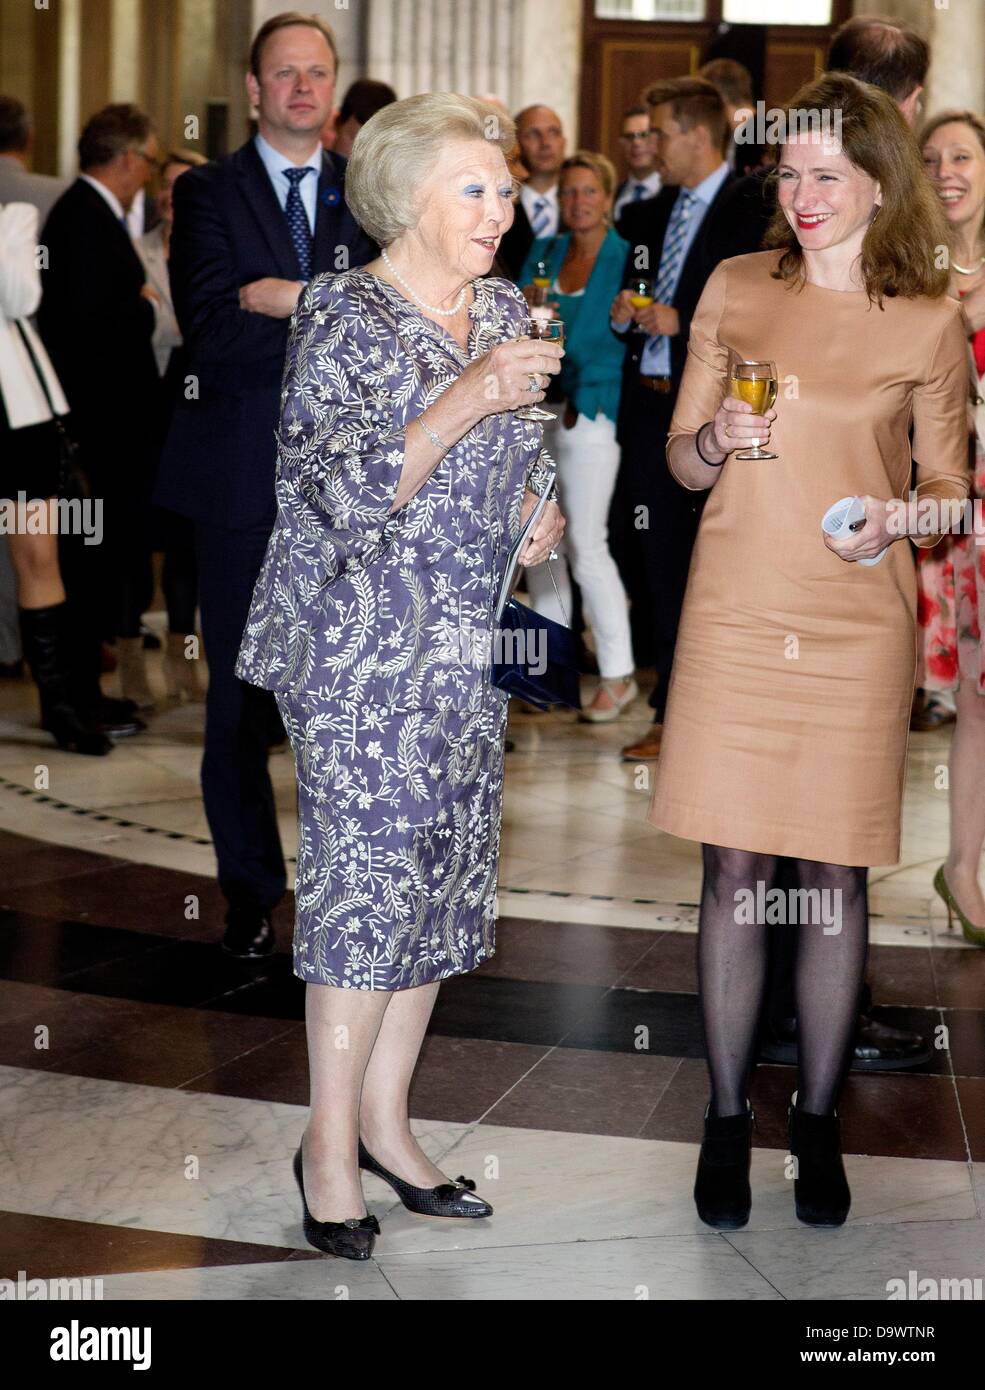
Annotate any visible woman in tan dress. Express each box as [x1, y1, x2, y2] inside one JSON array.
[[648, 75, 971, 1230]]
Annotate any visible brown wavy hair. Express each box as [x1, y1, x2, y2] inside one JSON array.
[[764, 73, 950, 304]]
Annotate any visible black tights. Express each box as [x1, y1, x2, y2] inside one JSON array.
[[698, 844, 869, 1118]]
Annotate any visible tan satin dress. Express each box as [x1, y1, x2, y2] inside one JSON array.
[[648, 250, 971, 867]]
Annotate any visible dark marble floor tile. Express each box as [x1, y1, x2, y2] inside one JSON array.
[[484, 1046, 682, 1137], [1, 860, 296, 949], [206, 961, 307, 1021], [930, 945, 985, 1010], [184, 1024, 310, 1103], [0, 909, 165, 985], [430, 974, 609, 1046], [0, 829, 120, 891], [0, 983, 150, 1071], [61, 938, 293, 1010], [617, 932, 698, 993], [939, 1008, 985, 1079], [408, 1035, 551, 1123], [475, 918, 653, 986], [0, 1209, 318, 1279], [558, 987, 705, 1059], [44, 1007, 298, 1089], [865, 943, 939, 1007], [955, 1077, 985, 1161]]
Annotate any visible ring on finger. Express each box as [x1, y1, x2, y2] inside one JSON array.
[[526, 372, 540, 393]]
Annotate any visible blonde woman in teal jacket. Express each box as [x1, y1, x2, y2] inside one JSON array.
[[519, 152, 637, 721]]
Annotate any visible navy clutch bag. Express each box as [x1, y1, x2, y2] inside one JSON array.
[[491, 464, 585, 710], [493, 595, 584, 710]]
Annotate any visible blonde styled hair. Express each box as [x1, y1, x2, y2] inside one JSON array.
[[559, 150, 618, 227], [346, 92, 516, 247]]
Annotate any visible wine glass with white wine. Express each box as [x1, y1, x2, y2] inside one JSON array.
[[515, 316, 565, 423], [729, 360, 778, 459]]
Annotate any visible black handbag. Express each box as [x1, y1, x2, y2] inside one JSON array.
[[13, 320, 89, 501], [491, 469, 585, 710]]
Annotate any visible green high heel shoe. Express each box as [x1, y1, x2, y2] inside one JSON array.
[[933, 866, 985, 947]]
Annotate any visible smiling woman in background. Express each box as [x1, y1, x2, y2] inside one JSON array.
[[519, 151, 637, 721]]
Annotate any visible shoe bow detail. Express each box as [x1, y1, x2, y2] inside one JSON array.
[[434, 1176, 476, 1198], [344, 1214, 381, 1234]]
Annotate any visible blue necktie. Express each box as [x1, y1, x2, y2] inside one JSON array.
[[654, 189, 696, 307], [633, 182, 648, 201], [283, 166, 314, 280], [530, 196, 550, 236]]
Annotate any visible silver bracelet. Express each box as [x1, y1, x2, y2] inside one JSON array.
[[419, 416, 448, 452]]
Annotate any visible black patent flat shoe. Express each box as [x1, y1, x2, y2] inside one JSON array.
[[292, 1148, 379, 1259], [358, 1140, 493, 1218]]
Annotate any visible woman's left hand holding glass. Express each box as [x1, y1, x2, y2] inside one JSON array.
[[518, 494, 565, 566], [823, 495, 897, 563]]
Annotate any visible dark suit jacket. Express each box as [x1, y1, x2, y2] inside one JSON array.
[[614, 173, 744, 445], [705, 163, 776, 266], [497, 197, 534, 281], [38, 177, 158, 470], [155, 140, 376, 529]]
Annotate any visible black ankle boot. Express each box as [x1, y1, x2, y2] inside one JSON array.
[[18, 604, 112, 756], [788, 1101, 851, 1227], [693, 1103, 753, 1229]]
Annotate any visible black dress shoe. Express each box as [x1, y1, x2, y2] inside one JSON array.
[[788, 1100, 851, 1227], [292, 1148, 379, 1259], [358, 1140, 493, 1217], [693, 1103, 753, 1230], [221, 910, 275, 959], [760, 1014, 930, 1071]]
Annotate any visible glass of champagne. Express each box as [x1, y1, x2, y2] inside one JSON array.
[[531, 259, 551, 308], [515, 316, 565, 423], [629, 277, 654, 334], [729, 360, 778, 459]]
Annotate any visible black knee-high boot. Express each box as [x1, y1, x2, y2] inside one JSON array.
[[18, 603, 112, 756]]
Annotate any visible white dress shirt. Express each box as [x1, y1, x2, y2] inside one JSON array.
[[79, 172, 127, 224], [253, 132, 322, 234], [519, 181, 559, 240]]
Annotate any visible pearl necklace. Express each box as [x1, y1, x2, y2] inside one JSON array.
[[952, 255, 985, 275], [381, 247, 468, 315]]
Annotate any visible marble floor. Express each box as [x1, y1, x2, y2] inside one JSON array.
[[0, 637, 983, 1301]]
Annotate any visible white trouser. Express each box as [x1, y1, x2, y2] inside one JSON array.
[[523, 409, 634, 678]]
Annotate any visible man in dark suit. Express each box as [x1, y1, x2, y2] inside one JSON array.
[[610, 78, 746, 763], [497, 104, 565, 279], [38, 103, 161, 739], [155, 12, 375, 958]]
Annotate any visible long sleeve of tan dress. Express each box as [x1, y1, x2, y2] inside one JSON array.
[[648, 250, 972, 867]]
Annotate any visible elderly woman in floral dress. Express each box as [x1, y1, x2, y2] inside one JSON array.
[[236, 93, 565, 1258]]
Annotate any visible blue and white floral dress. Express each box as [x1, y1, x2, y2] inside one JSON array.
[[236, 269, 555, 990]]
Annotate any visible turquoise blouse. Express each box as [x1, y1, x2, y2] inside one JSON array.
[[518, 225, 629, 426]]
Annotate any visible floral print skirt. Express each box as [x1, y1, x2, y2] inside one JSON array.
[[916, 437, 985, 697], [274, 692, 509, 990]]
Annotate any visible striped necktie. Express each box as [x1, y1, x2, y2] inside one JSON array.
[[283, 166, 314, 280], [653, 189, 696, 306], [530, 196, 550, 236]]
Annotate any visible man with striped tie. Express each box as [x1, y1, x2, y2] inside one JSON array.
[[610, 78, 742, 763], [613, 106, 662, 228], [155, 12, 374, 959], [497, 104, 566, 279]]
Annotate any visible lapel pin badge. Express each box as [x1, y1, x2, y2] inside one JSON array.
[[322, 186, 341, 207]]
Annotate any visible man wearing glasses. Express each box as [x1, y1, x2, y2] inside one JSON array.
[[38, 104, 162, 740], [613, 105, 662, 227]]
